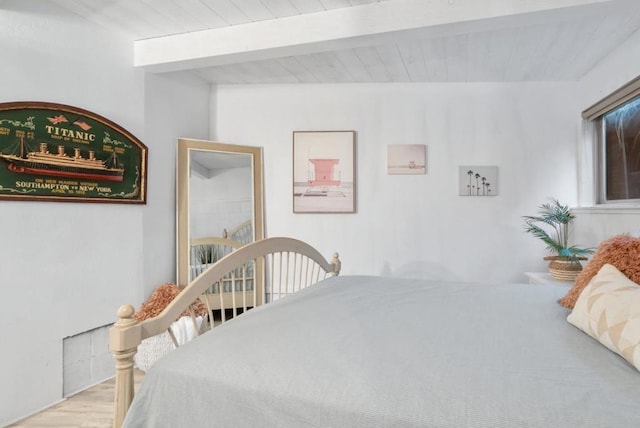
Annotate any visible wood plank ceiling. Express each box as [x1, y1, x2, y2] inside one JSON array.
[[51, 0, 640, 84]]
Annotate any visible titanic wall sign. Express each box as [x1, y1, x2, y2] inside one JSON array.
[[0, 102, 147, 203]]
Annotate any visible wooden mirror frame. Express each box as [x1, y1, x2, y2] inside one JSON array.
[[176, 138, 264, 287]]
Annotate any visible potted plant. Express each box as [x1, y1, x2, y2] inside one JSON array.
[[523, 199, 594, 281]]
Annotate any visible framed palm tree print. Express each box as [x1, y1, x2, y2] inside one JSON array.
[[459, 166, 498, 196]]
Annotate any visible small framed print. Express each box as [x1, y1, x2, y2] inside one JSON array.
[[293, 131, 356, 213], [459, 166, 498, 196], [387, 145, 426, 175]]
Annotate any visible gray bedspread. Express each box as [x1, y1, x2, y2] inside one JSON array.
[[124, 276, 640, 427]]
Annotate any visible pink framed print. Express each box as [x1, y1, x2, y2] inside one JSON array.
[[293, 131, 356, 213]]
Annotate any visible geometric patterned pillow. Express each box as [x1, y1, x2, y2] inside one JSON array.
[[567, 263, 640, 371]]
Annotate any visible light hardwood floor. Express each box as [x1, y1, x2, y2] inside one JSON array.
[[7, 371, 144, 428]]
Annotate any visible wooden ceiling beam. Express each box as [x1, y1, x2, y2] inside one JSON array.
[[134, 0, 621, 73]]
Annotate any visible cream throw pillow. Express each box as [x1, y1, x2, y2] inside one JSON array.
[[567, 263, 640, 371]]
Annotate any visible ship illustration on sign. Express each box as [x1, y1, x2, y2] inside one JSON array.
[[0, 137, 124, 182]]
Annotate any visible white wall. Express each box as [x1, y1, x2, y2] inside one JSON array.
[[573, 29, 640, 246], [213, 83, 581, 282], [0, 2, 209, 425], [0, 4, 141, 424], [142, 72, 210, 297]]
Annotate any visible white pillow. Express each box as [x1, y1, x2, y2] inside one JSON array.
[[567, 263, 640, 370], [134, 315, 203, 372]]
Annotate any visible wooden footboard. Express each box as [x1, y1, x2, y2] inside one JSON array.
[[109, 237, 340, 428]]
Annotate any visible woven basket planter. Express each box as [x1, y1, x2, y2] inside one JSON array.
[[544, 256, 587, 282]]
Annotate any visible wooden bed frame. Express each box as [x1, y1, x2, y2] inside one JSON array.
[[109, 237, 341, 428]]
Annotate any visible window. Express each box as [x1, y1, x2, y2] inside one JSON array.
[[602, 96, 640, 201], [583, 75, 640, 204]]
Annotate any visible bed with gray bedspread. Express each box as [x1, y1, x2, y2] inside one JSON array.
[[124, 276, 640, 427]]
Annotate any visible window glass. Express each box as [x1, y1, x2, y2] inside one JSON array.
[[602, 96, 640, 202]]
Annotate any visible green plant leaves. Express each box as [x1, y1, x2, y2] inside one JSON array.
[[523, 199, 594, 259]]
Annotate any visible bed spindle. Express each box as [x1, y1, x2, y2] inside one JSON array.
[[295, 254, 302, 293], [202, 295, 213, 331], [269, 253, 275, 303], [241, 264, 248, 313], [278, 252, 284, 299], [286, 253, 290, 295], [254, 258, 260, 308], [311, 260, 319, 285], [302, 255, 307, 290], [230, 270, 238, 318], [218, 277, 226, 324]]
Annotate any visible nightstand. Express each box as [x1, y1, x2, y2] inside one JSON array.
[[524, 272, 573, 286]]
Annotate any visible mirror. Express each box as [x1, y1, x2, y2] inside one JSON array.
[[177, 138, 264, 287]]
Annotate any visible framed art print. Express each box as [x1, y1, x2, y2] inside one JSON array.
[[459, 166, 498, 196], [0, 101, 147, 203], [387, 144, 426, 174], [293, 130, 355, 213]]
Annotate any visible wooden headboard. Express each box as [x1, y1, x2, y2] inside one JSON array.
[[109, 237, 340, 428]]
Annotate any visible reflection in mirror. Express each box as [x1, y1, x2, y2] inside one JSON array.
[[177, 139, 264, 316], [189, 150, 253, 276], [189, 150, 253, 251]]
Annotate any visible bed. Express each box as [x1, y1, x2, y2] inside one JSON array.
[[110, 237, 341, 427], [110, 237, 640, 428]]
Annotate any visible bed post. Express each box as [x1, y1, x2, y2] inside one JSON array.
[[109, 304, 141, 428], [331, 252, 341, 276]]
